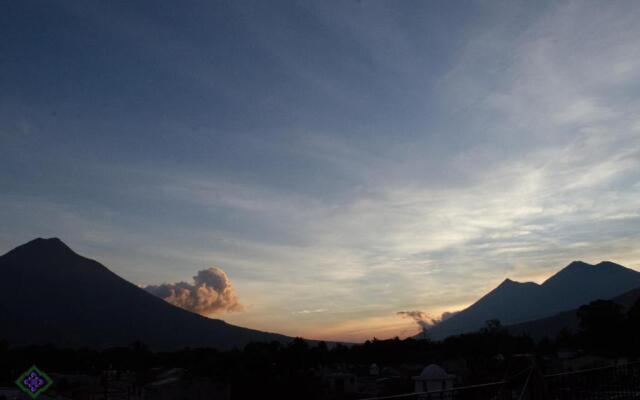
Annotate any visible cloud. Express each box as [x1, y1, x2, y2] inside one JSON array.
[[397, 311, 436, 331], [397, 310, 461, 334], [145, 267, 243, 315], [292, 308, 329, 315]]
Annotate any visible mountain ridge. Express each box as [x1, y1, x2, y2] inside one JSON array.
[[507, 285, 640, 340], [423, 260, 640, 340]]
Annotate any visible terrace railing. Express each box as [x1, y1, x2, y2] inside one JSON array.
[[360, 361, 640, 400]]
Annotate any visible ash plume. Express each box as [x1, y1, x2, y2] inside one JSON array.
[[145, 267, 243, 315], [397, 310, 459, 333], [397, 310, 437, 331], [440, 311, 459, 321]]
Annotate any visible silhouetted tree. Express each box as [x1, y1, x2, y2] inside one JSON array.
[[627, 298, 640, 357], [577, 300, 624, 352], [482, 319, 504, 333]]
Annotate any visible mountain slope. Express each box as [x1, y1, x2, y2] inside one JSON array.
[[507, 286, 640, 340], [424, 261, 640, 340], [0, 238, 293, 350]]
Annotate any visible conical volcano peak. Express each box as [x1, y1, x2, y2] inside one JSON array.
[[10, 237, 74, 256], [497, 278, 537, 289], [499, 278, 517, 287], [541, 261, 594, 280], [28, 237, 67, 247], [596, 261, 626, 268], [567, 260, 592, 268]]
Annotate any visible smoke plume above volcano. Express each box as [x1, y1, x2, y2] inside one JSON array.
[[145, 267, 243, 315]]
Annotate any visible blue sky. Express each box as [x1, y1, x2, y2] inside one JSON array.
[[1, 0, 640, 341]]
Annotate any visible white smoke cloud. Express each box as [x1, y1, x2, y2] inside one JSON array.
[[145, 267, 243, 315], [397, 310, 459, 332], [397, 310, 436, 331]]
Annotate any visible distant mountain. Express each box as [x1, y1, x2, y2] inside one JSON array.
[[0, 238, 293, 350], [423, 261, 640, 340], [507, 286, 640, 340]]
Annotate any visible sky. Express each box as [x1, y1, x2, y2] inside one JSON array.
[[1, 0, 640, 342]]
